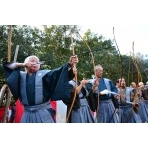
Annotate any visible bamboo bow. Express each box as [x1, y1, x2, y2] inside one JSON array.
[[75, 27, 100, 123], [131, 41, 142, 84], [65, 26, 78, 123], [113, 27, 123, 78], [1, 25, 12, 123]]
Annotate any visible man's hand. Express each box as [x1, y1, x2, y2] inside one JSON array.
[[69, 55, 78, 67], [114, 94, 120, 100]]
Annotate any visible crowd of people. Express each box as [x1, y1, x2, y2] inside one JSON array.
[[0, 54, 148, 123]]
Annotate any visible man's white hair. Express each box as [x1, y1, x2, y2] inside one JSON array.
[[24, 55, 39, 63], [94, 64, 103, 71], [24, 55, 40, 71], [139, 82, 144, 87]]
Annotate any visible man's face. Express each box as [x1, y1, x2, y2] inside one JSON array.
[[139, 83, 144, 89], [131, 82, 136, 88], [27, 57, 40, 73], [95, 67, 103, 78], [119, 78, 126, 87]]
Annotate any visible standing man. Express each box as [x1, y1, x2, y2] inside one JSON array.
[[117, 78, 142, 123], [138, 81, 148, 122], [3, 55, 78, 123], [87, 64, 119, 123]]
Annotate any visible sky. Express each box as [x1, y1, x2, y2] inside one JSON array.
[[1, 1, 148, 57], [34, 25, 148, 57], [79, 25, 148, 56]]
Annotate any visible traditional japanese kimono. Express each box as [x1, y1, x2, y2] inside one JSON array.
[[138, 88, 148, 122], [63, 80, 95, 123], [87, 78, 119, 123], [118, 87, 142, 123], [3, 62, 74, 123]]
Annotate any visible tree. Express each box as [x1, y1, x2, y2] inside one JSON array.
[[0, 25, 43, 87], [1, 25, 147, 88]]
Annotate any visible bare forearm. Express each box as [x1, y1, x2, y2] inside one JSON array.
[[76, 83, 84, 94]]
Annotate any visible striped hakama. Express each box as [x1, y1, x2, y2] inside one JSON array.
[[97, 99, 119, 123], [68, 98, 95, 123], [119, 104, 142, 123]]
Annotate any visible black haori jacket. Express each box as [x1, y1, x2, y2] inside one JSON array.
[[3, 62, 74, 104]]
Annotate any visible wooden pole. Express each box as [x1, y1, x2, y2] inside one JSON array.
[[13, 45, 19, 62], [66, 26, 77, 123], [7, 25, 12, 62]]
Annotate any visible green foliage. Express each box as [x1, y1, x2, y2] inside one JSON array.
[[0, 25, 148, 90]]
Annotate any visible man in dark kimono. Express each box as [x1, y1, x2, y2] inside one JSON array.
[[87, 64, 119, 123], [3, 55, 78, 123]]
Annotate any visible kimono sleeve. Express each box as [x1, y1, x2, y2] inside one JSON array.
[[86, 82, 98, 112], [43, 63, 74, 101], [62, 84, 80, 109], [3, 63, 20, 100], [110, 81, 119, 108]]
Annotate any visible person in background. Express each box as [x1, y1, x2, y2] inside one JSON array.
[[138, 81, 148, 122], [145, 81, 148, 89], [130, 82, 137, 89], [117, 78, 142, 123], [139, 82, 145, 90]]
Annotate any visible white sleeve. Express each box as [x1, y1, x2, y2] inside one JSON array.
[[126, 100, 132, 104], [6, 63, 17, 69]]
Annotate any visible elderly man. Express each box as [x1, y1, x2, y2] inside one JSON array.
[[3, 55, 78, 123], [86, 64, 119, 123]]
